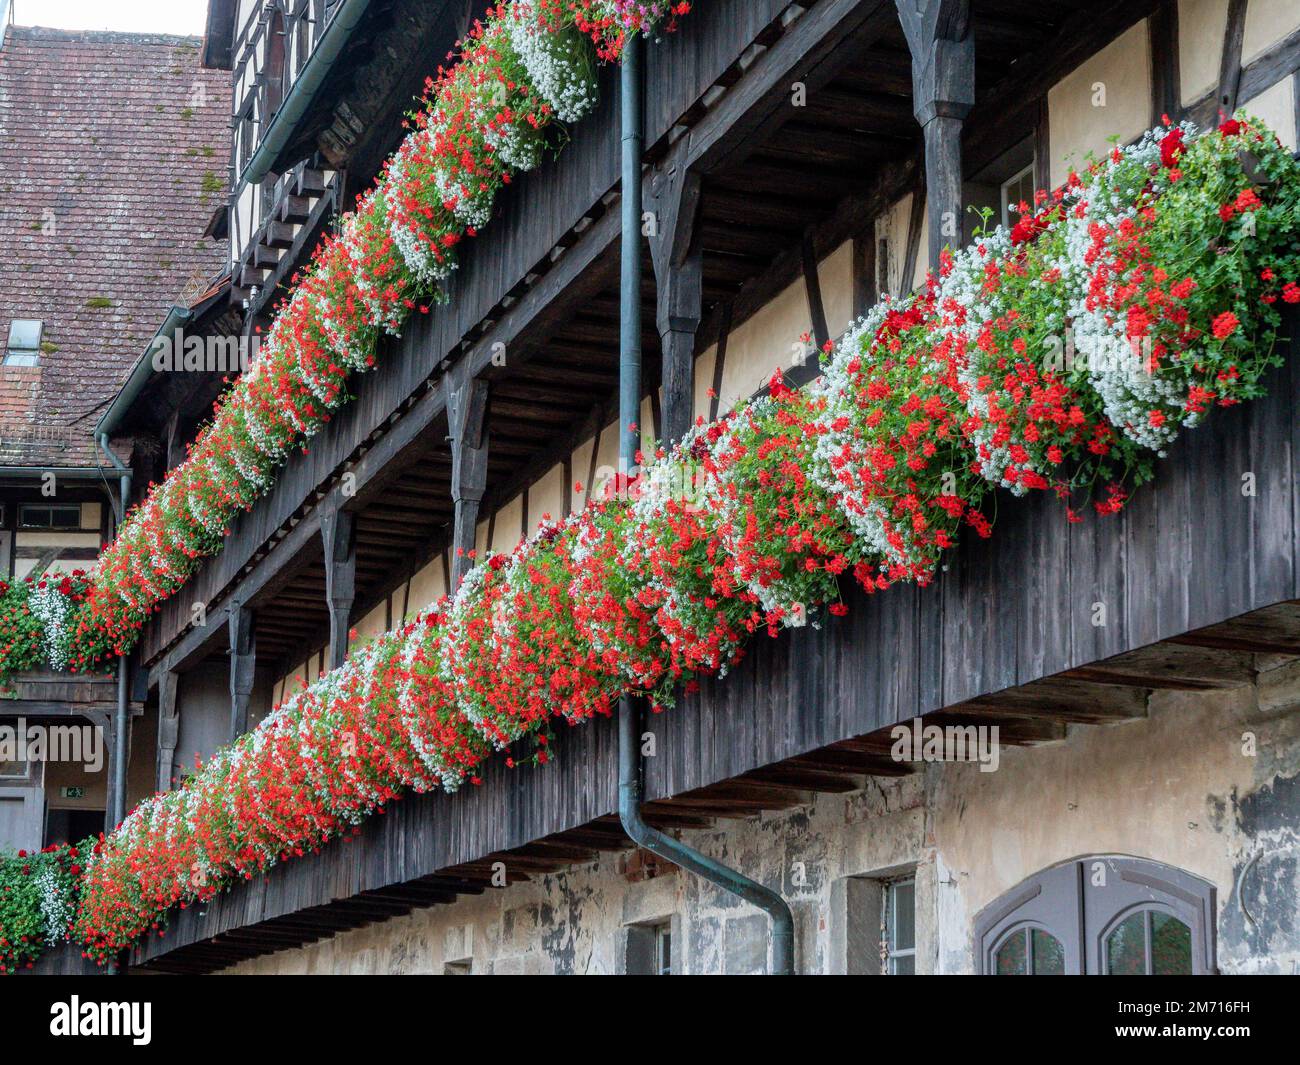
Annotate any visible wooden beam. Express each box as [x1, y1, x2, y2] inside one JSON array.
[[1059, 644, 1255, 691], [958, 678, 1149, 724], [1185, 23, 1300, 127], [584, 408, 606, 510], [851, 233, 875, 319], [1168, 632, 1300, 656], [447, 375, 490, 590], [900, 171, 926, 296], [895, 0, 975, 271], [708, 300, 732, 423], [801, 232, 831, 354], [1033, 94, 1052, 196], [228, 603, 256, 739], [156, 669, 179, 792], [319, 507, 356, 670], [1163, 604, 1300, 656], [1149, 0, 1181, 123], [1217, 0, 1249, 115], [745, 766, 860, 792], [689, 0, 896, 176], [650, 164, 703, 448]]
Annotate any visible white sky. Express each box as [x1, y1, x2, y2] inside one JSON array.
[[9, 0, 209, 34]]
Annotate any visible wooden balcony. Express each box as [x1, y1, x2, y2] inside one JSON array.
[[129, 342, 1300, 971], [144, 0, 1139, 680], [0, 670, 120, 717], [120, 0, 1300, 971]]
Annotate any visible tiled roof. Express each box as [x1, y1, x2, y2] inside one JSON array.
[[0, 25, 232, 467]]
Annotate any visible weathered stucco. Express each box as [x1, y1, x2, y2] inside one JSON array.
[[221, 661, 1300, 975], [1048, 20, 1152, 187]]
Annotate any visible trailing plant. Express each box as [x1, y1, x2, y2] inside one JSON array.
[[0, 1, 693, 679], [0, 571, 94, 678], [62, 116, 1300, 966], [0, 841, 89, 973]]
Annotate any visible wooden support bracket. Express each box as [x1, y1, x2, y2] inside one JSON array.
[[447, 375, 490, 589], [320, 507, 357, 670], [156, 669, 179, 792], [228, 602, 257, 739], [650, 164, 704, 447]]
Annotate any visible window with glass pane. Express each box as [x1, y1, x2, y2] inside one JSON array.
[[1106, 909, 1193, 975], [655, 922, 672, 975], [993, 926, 1065, 975], [19, 504, 81, 529], [625, 919, 673, 975], [1000, 164, 1035, 228], [5, 319, 43, 366], [886, 879, 916, 974]]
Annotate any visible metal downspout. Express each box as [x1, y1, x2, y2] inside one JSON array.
[[97, 434, 132, 832], [615, 37, 795, 976]]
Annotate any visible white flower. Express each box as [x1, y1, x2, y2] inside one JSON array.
[[507, 11, 599, 124]]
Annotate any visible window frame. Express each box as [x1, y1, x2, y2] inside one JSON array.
[[974, 856, 1215, 975], [623, 916, 677, 975], [237, 96, 256, 174], [1101, 902, 1195, 975], [654, 921, 672, 976], [884, 877, 916, 974], [0, 759, 31, 780], [1000, 163, 1036, 229], [989, 922, 1068, 975], [5, 318, 43, 366], [19, 503, 83, 530]]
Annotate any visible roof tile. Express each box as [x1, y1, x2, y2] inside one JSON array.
[[0, 25, 232, 467]]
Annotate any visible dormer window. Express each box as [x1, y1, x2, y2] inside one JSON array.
[[5, 319, 43, 366]]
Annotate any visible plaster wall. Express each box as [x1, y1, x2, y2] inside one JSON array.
[[222, 662, 1300, 975]]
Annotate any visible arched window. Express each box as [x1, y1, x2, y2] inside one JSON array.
[[1103, 905, 1194, 975], [973, 856, 1215, 975], [992, 925, 1066, 975]]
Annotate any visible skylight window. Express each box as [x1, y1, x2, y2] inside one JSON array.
[[5, 319, 43, 366]]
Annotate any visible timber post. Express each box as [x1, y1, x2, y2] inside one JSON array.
[[228, 601, 257, 739], [650, 164, 704, 448], [896, 0, 975, 272], [320, 506, 357, 670], [447, 375, 490, 589], [156, 668, 179, 791]]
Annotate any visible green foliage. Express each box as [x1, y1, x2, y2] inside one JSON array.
[[0, 841, 89, 973]]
